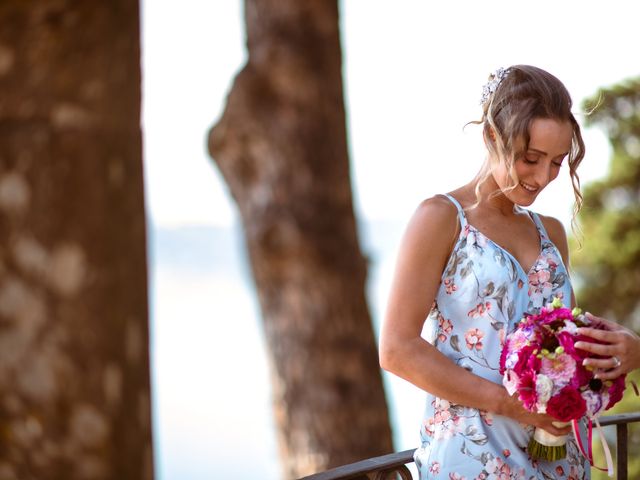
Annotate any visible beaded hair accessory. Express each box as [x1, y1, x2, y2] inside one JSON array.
[[480, 67, 510, 105]]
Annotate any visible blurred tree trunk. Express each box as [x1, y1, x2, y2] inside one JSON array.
[[209, 0, 393, 477], [0, 2, 153, 479]]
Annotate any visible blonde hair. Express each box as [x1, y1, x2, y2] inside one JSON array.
[[469, 65, 586, 234]]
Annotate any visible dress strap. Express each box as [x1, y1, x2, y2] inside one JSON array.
[[529, 211, 550, 240], [442, 193, 468, 228]]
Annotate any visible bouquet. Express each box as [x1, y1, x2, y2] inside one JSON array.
[[499, 298, 626, 464]]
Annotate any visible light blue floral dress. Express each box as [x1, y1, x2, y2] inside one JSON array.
[[415, 194, 589, 480]]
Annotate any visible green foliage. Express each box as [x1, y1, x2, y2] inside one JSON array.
[[572, 77, 640, 326], [573, 78, 640, 479]]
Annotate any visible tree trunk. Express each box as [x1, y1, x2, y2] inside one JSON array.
[[0, 1, 153, 479], [208, 0, 393, 477]]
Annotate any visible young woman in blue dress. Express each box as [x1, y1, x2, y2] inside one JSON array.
[[378, 65, 617, 479]]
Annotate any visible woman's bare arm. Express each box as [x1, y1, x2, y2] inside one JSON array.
[[380, 198, 569, 435]]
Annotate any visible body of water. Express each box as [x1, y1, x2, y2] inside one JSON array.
[[149, 219, 425, 479]]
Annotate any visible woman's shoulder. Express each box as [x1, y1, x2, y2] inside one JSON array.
[[412, 194, 460, 230], [403, 194, 461, 250]]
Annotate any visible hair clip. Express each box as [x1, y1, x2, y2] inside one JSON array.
[[480, 67, 510, 105]]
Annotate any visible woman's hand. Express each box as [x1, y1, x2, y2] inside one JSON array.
[[574, 312, 640, 380], [499, 391, 573, 436]]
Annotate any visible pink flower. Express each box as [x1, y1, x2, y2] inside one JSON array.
[[468, 302, 491, 318], [465, 328, 484, 350], [444, 278, 458, 295], [480, 409, 493, 426], [449, 473, 466, 480], [485, 457, 512, 480], [424, 418, 435, 437], [541, 353, 576, 384], [437, 314, 453, 343], [528, 272, 539, 285], [429, 461, 441, 474], [537, 269, 551, 284]]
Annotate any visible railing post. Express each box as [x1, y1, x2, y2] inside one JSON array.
[[617, 423, 628, 480]]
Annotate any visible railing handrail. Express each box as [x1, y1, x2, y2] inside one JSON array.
[[300, 412, 640, 480], [598, 411, 640, 426]]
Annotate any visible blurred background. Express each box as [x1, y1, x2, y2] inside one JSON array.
[[142, 1, 640, 479], [2, 1, 637, 479]]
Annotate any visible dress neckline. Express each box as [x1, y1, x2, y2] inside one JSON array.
[[442, 193, 546, 277], [444, 193, 555, 278], [466, 222, 543, 277]]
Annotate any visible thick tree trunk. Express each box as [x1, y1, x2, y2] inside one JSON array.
[[0, 2, 153, 479], [209, 0, 393, 477]]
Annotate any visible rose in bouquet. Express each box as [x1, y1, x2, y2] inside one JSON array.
[[499, 297, 626, 462]]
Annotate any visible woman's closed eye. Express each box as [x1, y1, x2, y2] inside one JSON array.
[[552, 155, 568, 167]]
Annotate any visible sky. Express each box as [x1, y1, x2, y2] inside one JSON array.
[[142, 0, 640, 231], [140, 1, 640, 478]]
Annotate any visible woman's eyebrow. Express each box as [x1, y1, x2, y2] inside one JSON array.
[[528, 148, 547, 155], [528, 147, 569, 158]]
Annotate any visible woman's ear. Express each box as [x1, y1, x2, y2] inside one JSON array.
[[483, 127, 497, 149]]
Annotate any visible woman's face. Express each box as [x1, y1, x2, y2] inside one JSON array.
[[494, 117, 574, 206]]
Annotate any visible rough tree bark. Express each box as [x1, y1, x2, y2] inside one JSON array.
[[0, 1, 153, 479], [209, 0, 393, 477]]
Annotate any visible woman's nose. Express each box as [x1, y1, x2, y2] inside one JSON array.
[[534, 164, 553, 187]]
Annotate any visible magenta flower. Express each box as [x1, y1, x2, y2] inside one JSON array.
[[517, 371, 537, 411], [607, 376, 626, 409], [547, 386, 586, 421]]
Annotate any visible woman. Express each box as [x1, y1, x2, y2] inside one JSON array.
[[379, 65, 595, 479]]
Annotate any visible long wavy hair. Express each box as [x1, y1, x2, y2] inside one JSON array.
[[469, 65, 586, 234]]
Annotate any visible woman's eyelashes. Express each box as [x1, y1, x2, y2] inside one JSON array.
[[522, 154, 565, 167]]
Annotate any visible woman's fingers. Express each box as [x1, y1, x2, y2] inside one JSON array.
[[581, 356, 625, 379], [592, 366, 624, 381], [539, 418, 572, 436], [575, 326, 618, 343], [584, 312, 620, 330], [582, 356, 619, 370], [574, 339, 611, 355]]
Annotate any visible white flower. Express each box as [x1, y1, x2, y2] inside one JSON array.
[[535, 374, 554, 412], [561, 320, 578, 334], [503, 371, 520, 396]]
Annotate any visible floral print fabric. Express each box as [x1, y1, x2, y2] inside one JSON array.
[[415, 194, 589, 480]]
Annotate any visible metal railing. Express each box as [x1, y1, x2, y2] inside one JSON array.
[[300, 412, 640, 480]]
